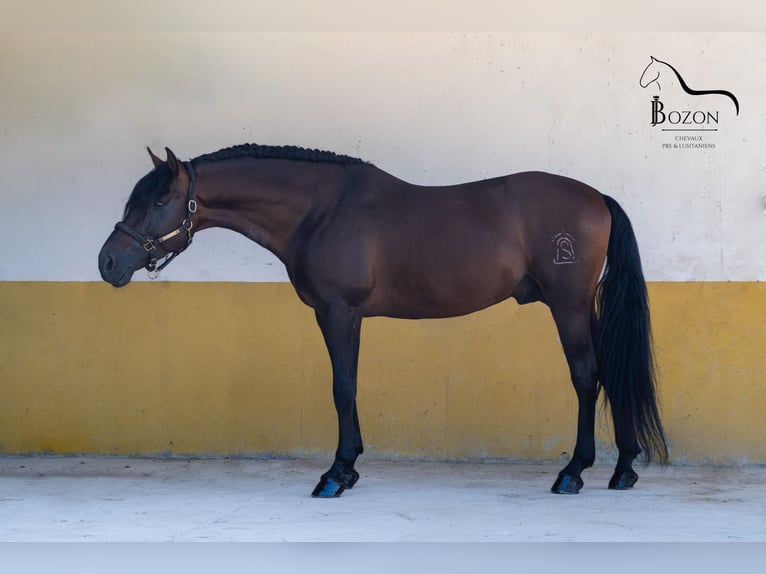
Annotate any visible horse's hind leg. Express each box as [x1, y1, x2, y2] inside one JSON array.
[[608, 414, 641, 489], [548, 305, 599, 494], [311, 303, 364, 498]]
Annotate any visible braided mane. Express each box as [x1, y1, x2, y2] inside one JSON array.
[[192, 143, 368, 166]]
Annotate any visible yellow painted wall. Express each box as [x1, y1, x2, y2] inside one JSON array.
[[1, 282, 764, 463]]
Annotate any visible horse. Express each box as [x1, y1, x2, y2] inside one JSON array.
[[98, 144, 668, 497], [639, 56, 740, 115]]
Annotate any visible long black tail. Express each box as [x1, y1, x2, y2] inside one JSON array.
[[596, 195, 668, 464]]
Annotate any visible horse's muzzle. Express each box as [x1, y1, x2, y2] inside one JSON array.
[[98, 242, 136, 288]]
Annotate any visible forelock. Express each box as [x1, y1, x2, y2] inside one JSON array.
[[124, 163, 173, 217]]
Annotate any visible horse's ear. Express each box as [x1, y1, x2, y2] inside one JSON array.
[[165, 147, 180, 177], [147, 147, 163, 168]]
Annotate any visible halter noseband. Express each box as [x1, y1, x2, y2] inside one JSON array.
[[114, 161, 198, 277]]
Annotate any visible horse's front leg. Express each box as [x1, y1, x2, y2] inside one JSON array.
[[311, 303, 364, 498]]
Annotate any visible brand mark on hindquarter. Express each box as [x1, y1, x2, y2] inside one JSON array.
[[552, 232, 578, 265]]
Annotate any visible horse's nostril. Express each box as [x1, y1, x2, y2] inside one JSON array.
[[104, 255, 114, 272]]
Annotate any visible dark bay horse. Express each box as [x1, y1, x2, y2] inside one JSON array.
[[98, 144, 668, 497]]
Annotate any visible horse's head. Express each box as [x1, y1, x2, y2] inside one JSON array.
[[98, 147, 197, 287], [639, 56, 661, 89]]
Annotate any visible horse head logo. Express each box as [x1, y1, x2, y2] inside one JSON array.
[[639, 56, 739, 115], [639, 56, 663, 90]]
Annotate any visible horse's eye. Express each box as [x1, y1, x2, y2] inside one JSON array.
[[153, 200, 165, 208]]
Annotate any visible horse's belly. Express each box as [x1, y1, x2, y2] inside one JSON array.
[[368, 262, 521, 319]]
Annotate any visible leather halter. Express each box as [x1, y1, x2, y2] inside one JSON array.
[[114, 161, 198, 276]]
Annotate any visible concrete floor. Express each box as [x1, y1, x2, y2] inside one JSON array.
[[1, 456, 765, 542]]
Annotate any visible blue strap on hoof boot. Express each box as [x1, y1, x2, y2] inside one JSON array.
[[312, 476, 347, 498]]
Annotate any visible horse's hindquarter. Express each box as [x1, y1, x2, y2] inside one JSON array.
[[510, 172, 611, 305]]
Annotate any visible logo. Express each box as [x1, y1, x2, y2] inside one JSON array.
[[552, 232, 578, 265], [639, 56, 739, 149], [649, 96, 721, 128]]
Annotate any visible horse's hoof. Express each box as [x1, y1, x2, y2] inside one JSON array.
[[608, 470, 639, 490], [551, 473, 584, 494], [311, 475, 347, 498], [311, 467, 360, 498], [345, 469, 360, 489]]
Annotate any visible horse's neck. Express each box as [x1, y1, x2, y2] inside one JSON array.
[[194, 160, 319, 261]]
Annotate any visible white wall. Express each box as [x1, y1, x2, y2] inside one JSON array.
[[1, 32, 764, 282]]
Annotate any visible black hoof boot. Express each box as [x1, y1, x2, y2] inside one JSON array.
[[551, 473, 584, 494], [608, 469, 638, 490], [311, 469, 360, 498]]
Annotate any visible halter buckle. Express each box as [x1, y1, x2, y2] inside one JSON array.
[[188, 199, 198, 213], [143, 239, 157, 252]]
